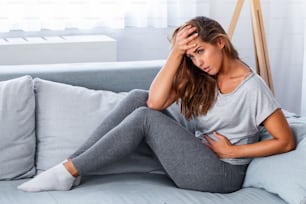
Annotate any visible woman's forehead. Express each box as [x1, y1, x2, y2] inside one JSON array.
[[186, 39, 210, 55]]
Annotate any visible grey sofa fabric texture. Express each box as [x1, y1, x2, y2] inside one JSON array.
[[0, 76, 36, 180], [0, 174, 287, 204]]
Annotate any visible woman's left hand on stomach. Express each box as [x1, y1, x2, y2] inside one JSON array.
[[203, 132, 234, 159]]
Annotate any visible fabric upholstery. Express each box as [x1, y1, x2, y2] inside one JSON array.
[[0, 174, 287, 204], [0, 76, 36, 180]]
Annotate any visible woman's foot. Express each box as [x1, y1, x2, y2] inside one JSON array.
[[17, 163, 76, 192], [73, 175, 81, 187]]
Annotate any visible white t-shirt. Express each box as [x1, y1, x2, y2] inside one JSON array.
[[194, 70, 280, 165]]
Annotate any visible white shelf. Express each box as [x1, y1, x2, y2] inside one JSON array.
[[0, 35, 116, 65]]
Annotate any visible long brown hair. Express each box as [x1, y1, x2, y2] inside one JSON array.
[[171, 16, 240, 119]]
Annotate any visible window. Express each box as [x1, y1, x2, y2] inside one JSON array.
[[0, 0, 203, 32]]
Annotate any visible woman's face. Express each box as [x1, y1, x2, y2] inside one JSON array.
[[185, 37, 224, 76]]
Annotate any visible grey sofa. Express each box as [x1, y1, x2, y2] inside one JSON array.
[[1, 60, 304, 204]]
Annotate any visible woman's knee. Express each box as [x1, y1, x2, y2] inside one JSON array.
[[132, 107, 162, 129], [121, 89, 148, 108], [132, 106, 151, 116], [128, 89, 148, 102], [135, 107, 165, 122]]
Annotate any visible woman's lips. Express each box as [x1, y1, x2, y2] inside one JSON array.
[[203, 67, 210, 73]]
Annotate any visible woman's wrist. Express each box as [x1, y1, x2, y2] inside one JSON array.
[[169, 47, 185, 60]]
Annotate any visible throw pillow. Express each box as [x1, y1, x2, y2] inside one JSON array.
[[0, 76, 36, 180], [243, 111, 306, 204], [34, 78, 162, 175]]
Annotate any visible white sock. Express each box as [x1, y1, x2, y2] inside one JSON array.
[[73, 175, 81, 187], [17, 163, 75, 192], [61, 159, 81, 187]]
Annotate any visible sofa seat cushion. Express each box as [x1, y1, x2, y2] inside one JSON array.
[[0, 76, 36, 180], [1, 173, 286, 204]]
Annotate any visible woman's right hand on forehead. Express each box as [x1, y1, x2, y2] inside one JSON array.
[[173, 25, 198, 55]]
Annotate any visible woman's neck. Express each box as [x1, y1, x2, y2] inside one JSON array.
[[216, 58, 251, 94], [217, 58, 246, 78]]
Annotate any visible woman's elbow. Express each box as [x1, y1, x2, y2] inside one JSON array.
[[281, 137, 296, 153], [146, 98, 163, 110], [287, 139, 296, 151]]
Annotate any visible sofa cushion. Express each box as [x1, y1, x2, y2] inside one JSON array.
[[0, 76, 36, 180], [243, 111, 306, 204], [0, 174, 286, 204], [34, 78, 162, 175]]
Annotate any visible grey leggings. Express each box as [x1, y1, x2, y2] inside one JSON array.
[[70, 89, 247, 193]]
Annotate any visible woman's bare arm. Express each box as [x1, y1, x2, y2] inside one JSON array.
[[147, 51, 181, 110], [147, 25, 198, 110]]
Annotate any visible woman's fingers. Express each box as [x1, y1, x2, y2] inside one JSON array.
[[174, 25, 198, 53], [178, 25, 196, 37], [184, 33, 198, 49], [178, 26, 197, 43]]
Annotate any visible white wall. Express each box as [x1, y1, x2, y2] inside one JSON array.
[[302, 19, 306, 116], [102, 28, 172, 62], [262, 0, 305, 116]]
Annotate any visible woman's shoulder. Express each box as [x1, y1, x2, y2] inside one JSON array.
[[244, 69, 271, 91], [241, 70, 275, 101]]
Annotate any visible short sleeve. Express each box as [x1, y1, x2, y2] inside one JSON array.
[[253, 76, 280, 126]]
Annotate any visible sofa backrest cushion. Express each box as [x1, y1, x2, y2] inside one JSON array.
[[0, 76, 36, 180], [34, 78, 163, 175], [0, 60, 163, 92]]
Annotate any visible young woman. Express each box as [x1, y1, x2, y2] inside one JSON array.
[[18, 16, 295, 193]]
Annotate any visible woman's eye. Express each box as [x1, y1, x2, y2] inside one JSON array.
[[187, 54, 194, 59], [197, 49, 204, 54]]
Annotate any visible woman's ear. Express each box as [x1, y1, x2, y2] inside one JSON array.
[[217, 37, 225, 49]]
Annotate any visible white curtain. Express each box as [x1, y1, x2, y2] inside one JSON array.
[[0, 0, 208, 31]]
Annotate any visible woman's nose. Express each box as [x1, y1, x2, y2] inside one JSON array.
[[195, 57, 203, 67]]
